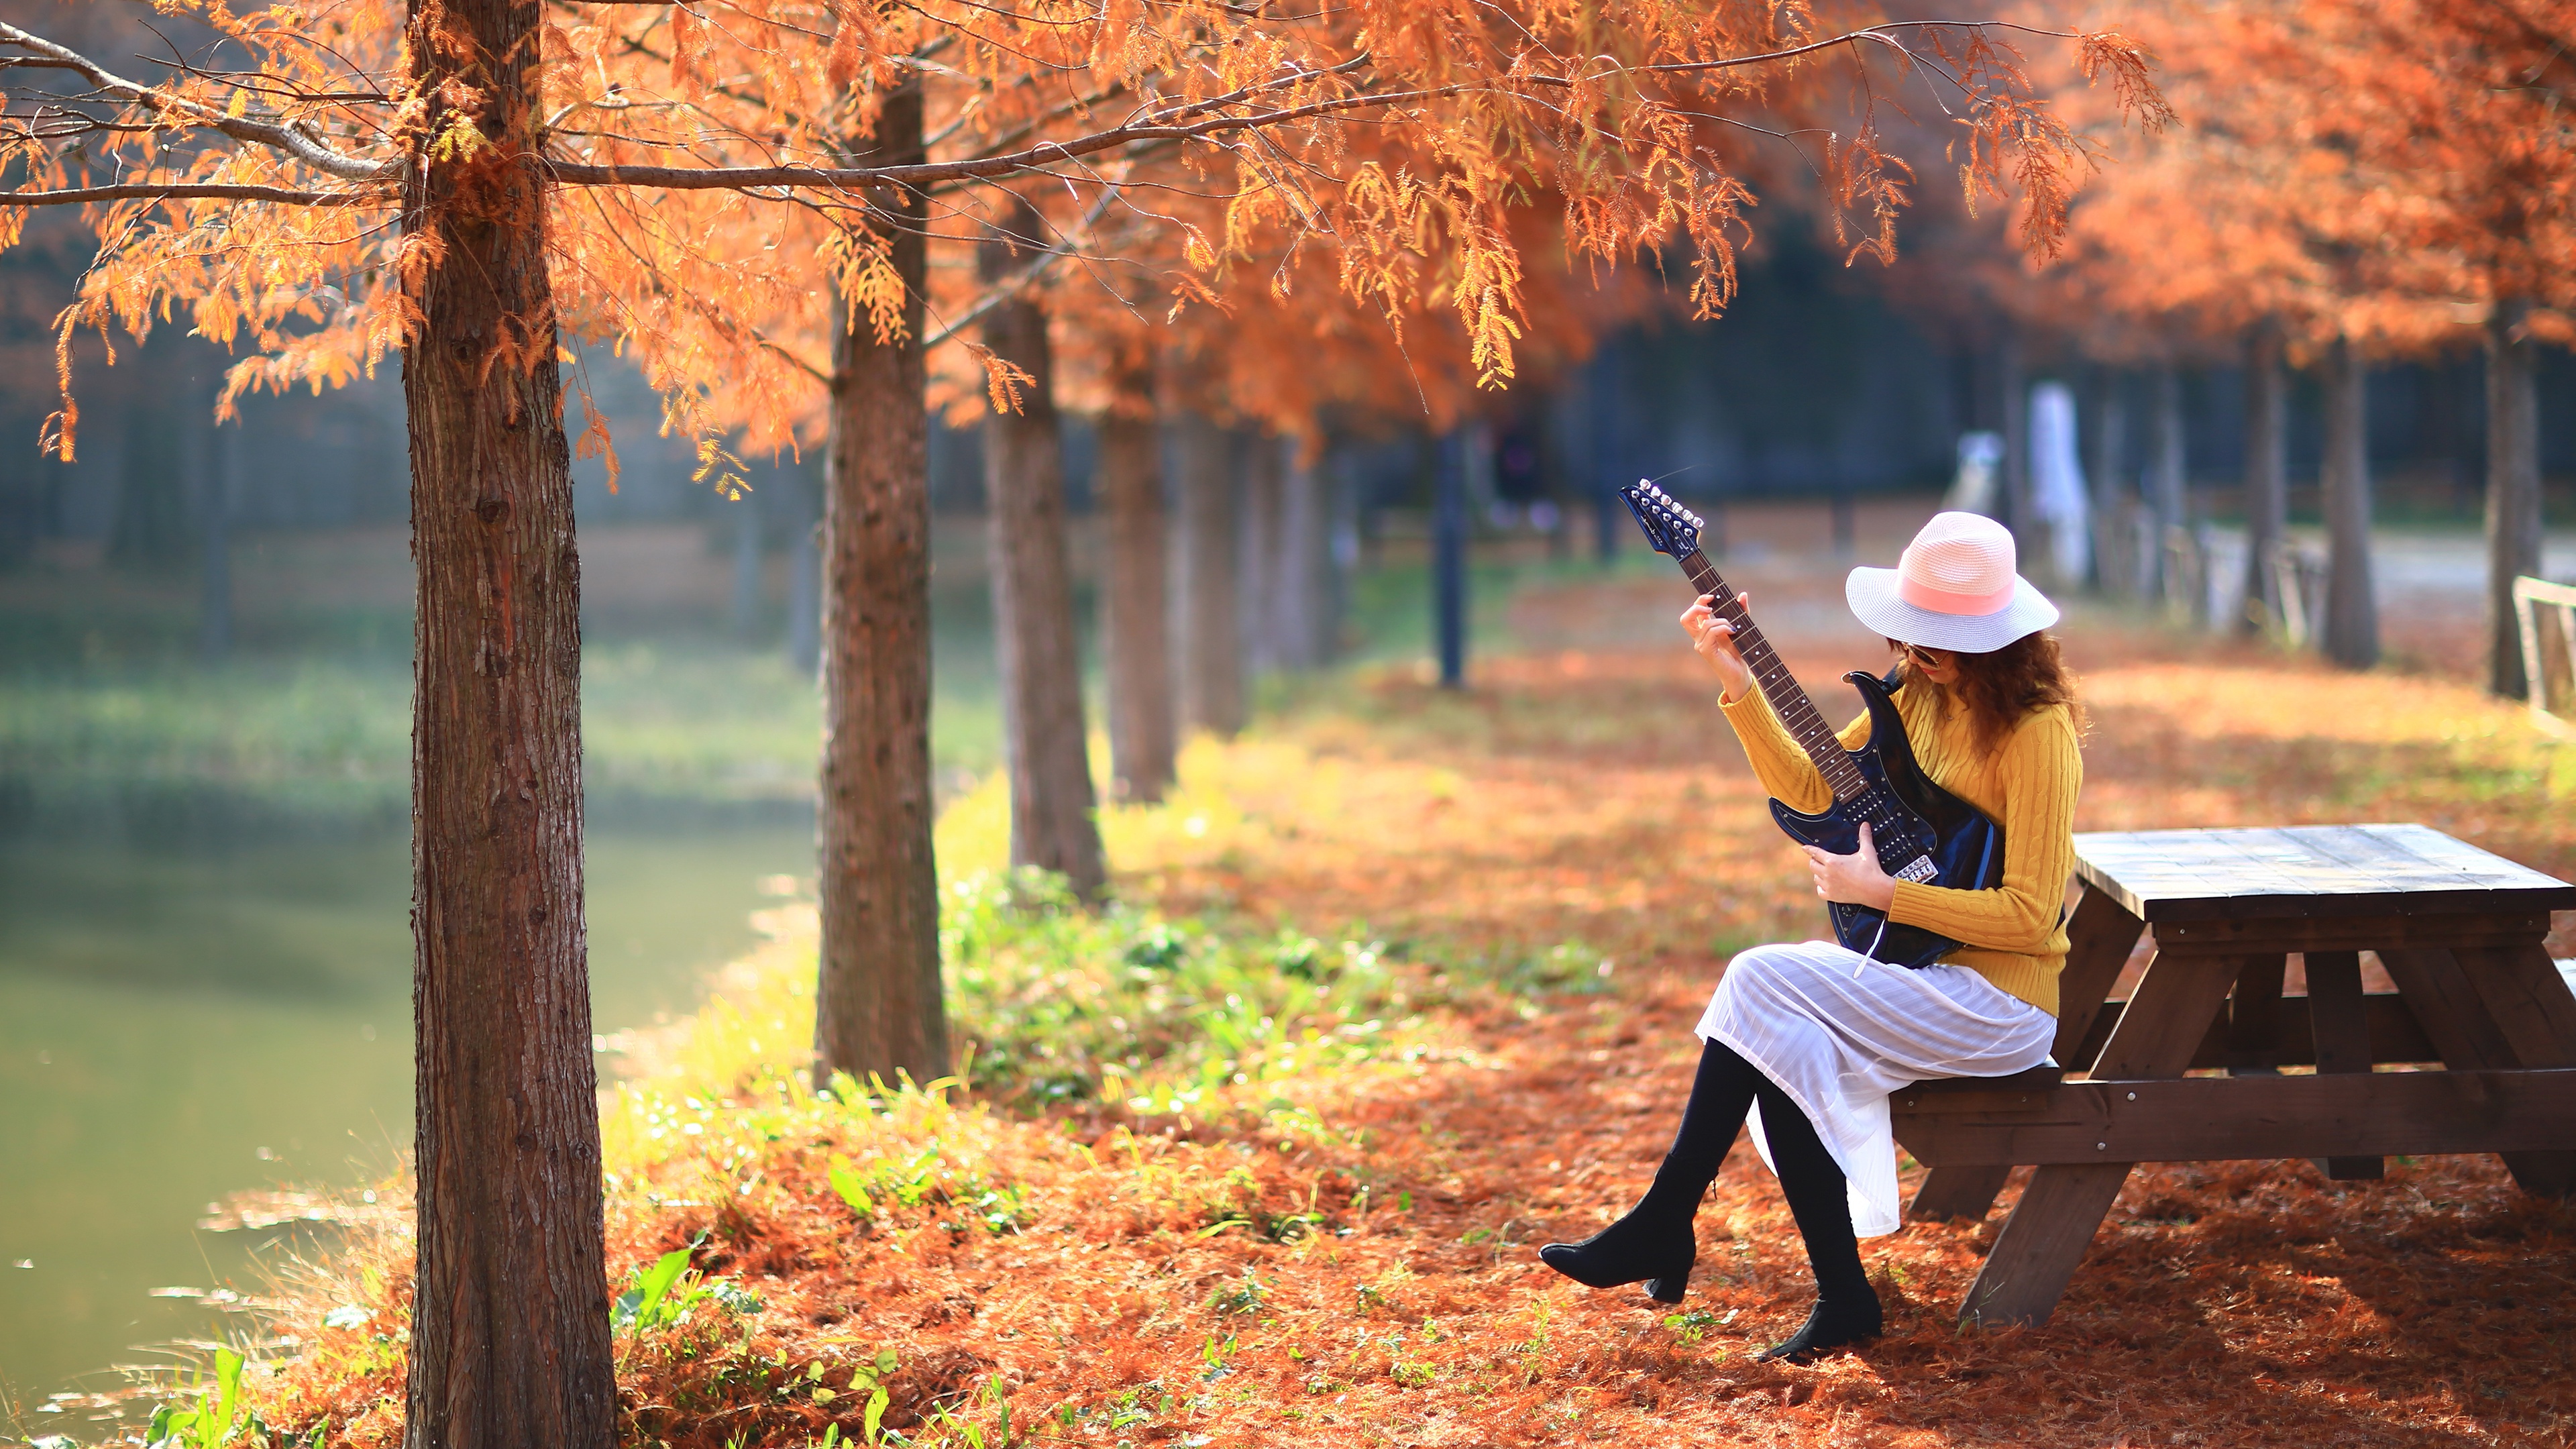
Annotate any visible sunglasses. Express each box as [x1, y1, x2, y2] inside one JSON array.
[[1896, 642, 1952, 668]]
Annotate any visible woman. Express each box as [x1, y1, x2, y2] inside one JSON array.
[[1539, 511, 2083, 1363]]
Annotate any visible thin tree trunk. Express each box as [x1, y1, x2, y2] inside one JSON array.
[[2086, 366, 2128, 598], [1240, 430, 1286, 675], [1434, 429, 1468, 688], [2149, 362, 2186, 601], [197, 382, 231, 660], [785, 462, 820, 675], [2321, 337, 2379, 669], [1097, 360, 1175, 802], [400, 0, 612, 1442], [813, 83, 945, 1087], [1997, 327, 2032, 545], [1173, 411, 1242, 737], [2240, 324, 2288, 635], [1277, 439, 1335, 669], [2487, 297, 2542, 699], [730, 495, 763, 638], [978, 202, 1104, 896]]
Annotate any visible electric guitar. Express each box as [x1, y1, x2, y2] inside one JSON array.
[[1622, 480, 2004, 967]]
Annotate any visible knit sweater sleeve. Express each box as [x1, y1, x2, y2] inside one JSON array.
[[1884, 706, 2081, 954], [1717, 685, 1872, 816]]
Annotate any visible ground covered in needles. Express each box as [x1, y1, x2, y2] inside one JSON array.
[[200, 571, 2576, 1448]]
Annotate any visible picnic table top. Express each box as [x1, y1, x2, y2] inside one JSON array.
[[2072, 823, 2576, 922]]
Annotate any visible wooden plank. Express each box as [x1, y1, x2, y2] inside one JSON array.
[[2064, 989, 2439, 1073], [1960, 1164, 2131, 1328], [1891, 1067, 2576, 1166], [2072, 825, 2576, 923], [2453, 943, 2576, 1070], [2052, 885, 2145, 1073], [2375, 947, 2576, 1197], [1907, 1165, 2014, 1224], [2084, 951, 2247, 1081], [2303, 951, 2381, 1179], [2226, 954, 2290, 1071], [2149, 912, 2553, 954]]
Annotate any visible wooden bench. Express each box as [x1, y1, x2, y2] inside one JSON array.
[[1888, 824, 2576, 1328]]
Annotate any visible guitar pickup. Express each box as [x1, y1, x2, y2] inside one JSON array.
[[1893, 855, 1939, 884]]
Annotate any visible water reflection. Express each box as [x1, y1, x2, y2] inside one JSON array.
[[0, 821, 814, 1417]]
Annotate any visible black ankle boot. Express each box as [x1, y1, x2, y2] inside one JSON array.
[[1538, 1197, 1697, 1303], [1757, 1291, 1883, 1362]]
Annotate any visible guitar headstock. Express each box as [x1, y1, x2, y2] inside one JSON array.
[[1619, 479, 1703, 558]]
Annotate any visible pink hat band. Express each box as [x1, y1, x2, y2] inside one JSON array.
[[1892, 514, 2020, 616], [1896, 573, 2017, 615]]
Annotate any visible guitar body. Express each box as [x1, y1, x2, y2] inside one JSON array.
[[1615, 479, 2008, 969], [1764, 668, 2005, 968]]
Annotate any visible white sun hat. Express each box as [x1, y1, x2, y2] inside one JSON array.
[[1845, 511, 2059, 654]]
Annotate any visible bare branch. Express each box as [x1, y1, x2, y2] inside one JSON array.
[[0, 181, 393, 207], [0, 19, 394, 181]]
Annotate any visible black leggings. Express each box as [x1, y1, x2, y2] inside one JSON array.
[[1652, 1038, 1873, 1307]]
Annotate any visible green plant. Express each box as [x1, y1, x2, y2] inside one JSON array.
[[1662, 1309, 1727, 1346], [146, 1348, 248, 1449], [612, 1240, 762, 1336], [1205, 1271, 1269, 1317]]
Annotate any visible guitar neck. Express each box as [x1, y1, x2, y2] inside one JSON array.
[[1678, 549, 1867, 802]]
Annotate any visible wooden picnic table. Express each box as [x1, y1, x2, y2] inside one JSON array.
[[1888, 822, 2576, 1328]]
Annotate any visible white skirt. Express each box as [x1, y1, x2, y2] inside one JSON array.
[[1695, 940, 2055, 1238]]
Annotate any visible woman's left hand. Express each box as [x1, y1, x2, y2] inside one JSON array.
[[1805, 822, 1898, 912]]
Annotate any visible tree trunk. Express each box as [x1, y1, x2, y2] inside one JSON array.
[[1434, 429, 1468, 688], [1240, 430, 1287, 676], [729, 494, 763, 638], [812, 83, 945, 1087], [784, 462, 820, 676], [1097, 361, 1175, 802], [2487, 297, 2542, 699], [2148, 362, 2186, 601], [978, 204, 1104, 896], [2086, 366, 2128, 598], [197, 382, 232, 661], [1277, 440, 1336, 669], [1173, 411, 1242, 737], [111, 398, 191, 570], [400, 0, 613, 1442], [2240, 325, 2288, 635], [2321, 337, 2379, 669], [1997, 327, 2033, 545]]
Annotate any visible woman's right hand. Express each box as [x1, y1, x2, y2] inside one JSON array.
[[1680, 592, 1756, 703]]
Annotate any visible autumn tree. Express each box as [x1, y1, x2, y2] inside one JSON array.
[[0, 3, 2157, 1440]]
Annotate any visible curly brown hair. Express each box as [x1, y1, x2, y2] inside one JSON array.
[[1890, 631, 2085, 759]]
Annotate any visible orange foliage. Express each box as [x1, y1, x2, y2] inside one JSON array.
[[0, 3, 2161, 458]]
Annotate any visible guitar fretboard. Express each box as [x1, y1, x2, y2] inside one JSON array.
[[1679, 549, 1867, 802]]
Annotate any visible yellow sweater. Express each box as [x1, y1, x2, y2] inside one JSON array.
[[1719, 679, 2081, 1016]]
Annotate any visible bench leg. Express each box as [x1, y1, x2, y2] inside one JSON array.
[[2304, 951, 2383, 1181], [1959, 1162, 2131, 1328], [1908, 1165, 2012, 1224], [2380, 946, 2576, 1198]]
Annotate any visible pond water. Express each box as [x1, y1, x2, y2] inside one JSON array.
[[0, 818, 816, 1421]]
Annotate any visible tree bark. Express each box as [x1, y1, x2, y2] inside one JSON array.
[[2240, 324, 2288, 635], [812, 83, 945, 1087], [400, 0, 613, 1444], [2321, 336, 2379, 669], [2486, 296, 2542, 699], [1097, 361, 1175, 802], [2148, 362, 2186, 602], [978, 202, 1104, 896], [1240, 430, 1286, 676], [1173, 411, 1242, 737], [1434, 429, 1468, 688], [2086, 366, 2129, 598]]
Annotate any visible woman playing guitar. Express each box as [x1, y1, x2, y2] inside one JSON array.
[[1540, 511, 2084, 1363]]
